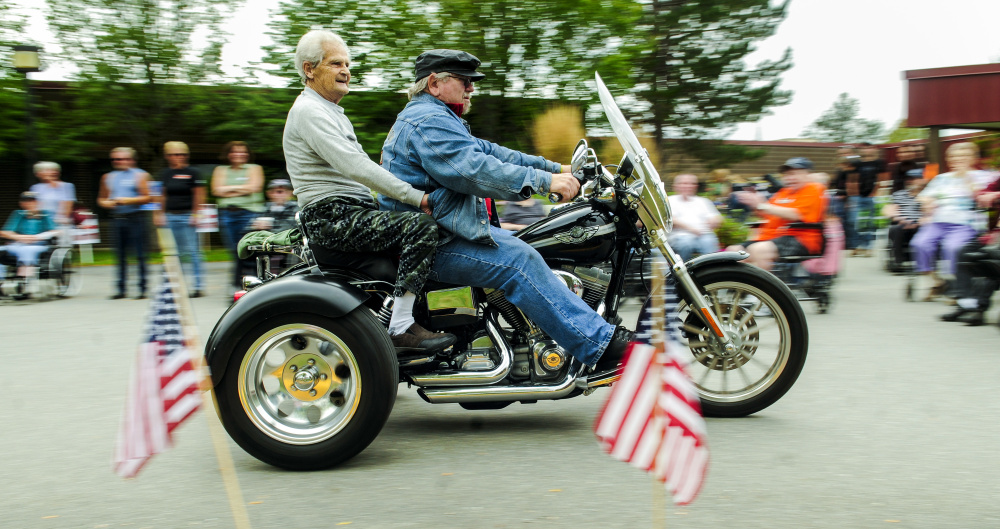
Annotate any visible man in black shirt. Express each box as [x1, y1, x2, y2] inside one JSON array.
[[846, 142, 887, 257]]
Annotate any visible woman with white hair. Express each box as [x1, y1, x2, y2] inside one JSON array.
[[912, 142, 996, 300], [29, 161, 76, 226]]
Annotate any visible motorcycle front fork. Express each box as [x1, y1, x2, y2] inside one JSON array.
[[657, 242, 729, 343]]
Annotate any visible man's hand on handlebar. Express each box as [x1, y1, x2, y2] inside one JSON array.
[[549, 173, 581, 203]]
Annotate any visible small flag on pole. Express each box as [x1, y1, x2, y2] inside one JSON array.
[[113, 272, 202, 478], [594, 279, 709, 505]]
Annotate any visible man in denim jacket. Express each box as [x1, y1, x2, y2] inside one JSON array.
[[379, 49, 633, 372]]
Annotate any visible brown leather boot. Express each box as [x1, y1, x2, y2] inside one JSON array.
[[391, 323, 457, 353]]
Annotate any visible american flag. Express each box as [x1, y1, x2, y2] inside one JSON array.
[[594, 280, 709, 505], [113, 273, 202, 478]]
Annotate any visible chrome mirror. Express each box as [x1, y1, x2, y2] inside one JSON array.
[[570, 139, 589, 174]]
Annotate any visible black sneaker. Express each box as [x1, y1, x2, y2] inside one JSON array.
[[594, 326, 635, 372], [190, 290, 203, 298], [110, 292, 126, 300], [941, 307, 981, 323]]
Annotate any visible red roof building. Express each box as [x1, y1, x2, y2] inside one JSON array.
[[904, 63, 1000, 163]]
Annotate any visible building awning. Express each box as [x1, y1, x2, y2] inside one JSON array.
[[904, 63, 1000, 130]]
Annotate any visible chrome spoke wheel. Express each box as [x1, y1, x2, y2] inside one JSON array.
[[679, 281, 791, 406], [660, 263, 807, 417], [238, 323, 361, 445]]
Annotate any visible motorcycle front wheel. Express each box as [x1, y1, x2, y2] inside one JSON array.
[[653, 263, 808, 418], [215, 309, 398, 470]]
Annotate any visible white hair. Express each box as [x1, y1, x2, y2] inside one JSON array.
[[33, 161, 61, 174], [407, 72, 453, 100], [110, 147, 136, 159], [295, 30, 349, 83]]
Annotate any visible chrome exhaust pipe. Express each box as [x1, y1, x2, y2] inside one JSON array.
[[418, 364, 583, 404], [408, 313, 513, 387]]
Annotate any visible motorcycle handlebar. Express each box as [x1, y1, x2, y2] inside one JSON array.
[[548, 168, 590, 204]]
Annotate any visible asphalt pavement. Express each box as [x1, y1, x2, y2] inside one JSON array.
[[2, 253, 998, 528]]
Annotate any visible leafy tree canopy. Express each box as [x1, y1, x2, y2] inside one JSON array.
[[885, 119, 929, 143], [42, 0, 237, 168], [260, 0, 792, 170], [0, 3, 28, 159], [802, 92, 886, 144]]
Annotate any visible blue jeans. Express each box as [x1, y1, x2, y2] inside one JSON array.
[[430, 226, 615, 366], [112, 214, 147, 295], [220, 208, 258, 287], [847, 196, 876, 250], [668, 232, 719, 262], [166, 212, 204, 291]]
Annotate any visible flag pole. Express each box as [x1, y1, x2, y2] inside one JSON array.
[[157, 227, 252, 529], [650, 261, 667, 528]]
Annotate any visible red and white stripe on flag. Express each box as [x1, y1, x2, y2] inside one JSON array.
[[113, 275, 201, 478], [594, 332, 709, 505]]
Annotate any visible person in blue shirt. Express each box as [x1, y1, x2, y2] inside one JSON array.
[[379, 49, 634, 373], [98, 147, 152, 299], [1, 192, 58, 279]]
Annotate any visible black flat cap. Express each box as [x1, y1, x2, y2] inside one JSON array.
[[414, 49, 486, 82]]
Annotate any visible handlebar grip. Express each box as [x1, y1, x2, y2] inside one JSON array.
[[548, 193, 562, 203]]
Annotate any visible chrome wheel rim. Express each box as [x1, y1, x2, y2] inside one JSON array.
[[677, 281, 791, 405], [238, 323, 361, 445]]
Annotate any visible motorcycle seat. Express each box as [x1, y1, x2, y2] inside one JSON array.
[[309, 244, 464, 292], [310, 245, 399, 284]]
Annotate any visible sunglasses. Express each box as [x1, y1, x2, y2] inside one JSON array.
[[111, 157, 132, 161], [452, 75, 474, 89]]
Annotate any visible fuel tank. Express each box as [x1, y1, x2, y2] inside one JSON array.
[[517, 202, 617, 264]]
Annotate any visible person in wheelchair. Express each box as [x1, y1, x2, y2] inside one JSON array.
[[940, 176, 1000, 325], [911, 142, 996, 301], [883, 169, 925, 273], [727, 158, 826, 272], [0, 192, 59, 281]]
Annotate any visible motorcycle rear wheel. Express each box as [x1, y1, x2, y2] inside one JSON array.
[[655, 263, 808, 418], [215, 309, 397, 470]]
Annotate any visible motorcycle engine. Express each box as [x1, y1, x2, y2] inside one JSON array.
[[482, 266, 611, 382], [485, 266, 611, 331]]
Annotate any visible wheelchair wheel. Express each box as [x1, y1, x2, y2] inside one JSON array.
[[49, 248, 80, 298]]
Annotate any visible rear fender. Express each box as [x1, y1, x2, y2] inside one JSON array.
[[204, 273, 370, 386]]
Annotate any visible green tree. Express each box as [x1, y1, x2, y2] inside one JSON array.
[[802, 92, 886, 144], [885, 119, 929, 143], [261, 0, 635, 96], [0, 3, 28, 160], [608, 0, 793, 164], [43, 0, 235, 168], [259, 0, 637, 143], [259, 0, 791, 170]]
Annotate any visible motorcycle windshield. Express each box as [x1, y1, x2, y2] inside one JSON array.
[[595, 73, 673, 239]]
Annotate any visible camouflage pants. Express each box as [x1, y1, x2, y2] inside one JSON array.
[[299, 195, 438, 297]]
